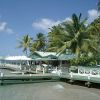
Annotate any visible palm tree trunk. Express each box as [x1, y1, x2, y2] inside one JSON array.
[[25, 50, 28, 56]]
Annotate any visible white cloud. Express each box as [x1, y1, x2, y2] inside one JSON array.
[[32, 17, 71, 32], [64, 17, 72, 22], [87, 9, 100, 23], [0, 21, 14, 34], [33, 9, 100, 32], [32, 18, 61, 32]]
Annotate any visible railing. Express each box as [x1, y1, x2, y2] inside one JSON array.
[[0, 66, 100, 85]]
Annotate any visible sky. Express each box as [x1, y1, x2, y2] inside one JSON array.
[[0, 0, 99, 56]]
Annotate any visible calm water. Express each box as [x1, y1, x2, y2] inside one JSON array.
[[0, 69, 100, 100], [0, 82, 100, 100]]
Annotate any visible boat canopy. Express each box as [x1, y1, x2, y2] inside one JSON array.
[[5, 56, 32, 61]]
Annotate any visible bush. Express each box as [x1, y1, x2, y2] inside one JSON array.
[[70, 56, 96, 66]]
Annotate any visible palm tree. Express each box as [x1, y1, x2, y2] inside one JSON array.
[[55, 13, 94, 57], [87, 17, 100, 63], [47, 25, 66, 52], [30, 33, 46, 53], [55, 14, 87, 56], [17, 34, 31, 56], [87, 17, 100, 48]]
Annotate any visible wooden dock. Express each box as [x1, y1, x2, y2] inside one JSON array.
[[1, 68, 100, 87], [0, 74, 60, 85], [1, 72, 100, 86], [60, 72, 100, 87]]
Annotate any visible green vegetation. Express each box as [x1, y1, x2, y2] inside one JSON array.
[[48, 13, 91, 57], [17, 2, 100, 66], [17, 34, 31, 56], [29, 33, 46, 54]]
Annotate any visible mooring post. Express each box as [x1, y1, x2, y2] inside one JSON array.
[[43, 68, 45, 74], [85, 81, 91, 88], [29, 68, 31, 71], [98, 70, 99, 77], [69, 72, 74, 84], [88, 70, 91, 80], [70, 72, 73, 78], [36, 68, 37, 73], [0, 72, 4, 85], [56, 67, 57, 72], [1, 72, 4, 77], [22, 72, 24, 75], [78, 68, 80, 74]]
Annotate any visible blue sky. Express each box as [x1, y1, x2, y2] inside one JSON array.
[[0, 0, 99, 56]]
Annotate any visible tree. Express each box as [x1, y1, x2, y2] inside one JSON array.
[[30, 33, 46, 53], [17, 34, 31, 56], [87, 17, 100, 64], [47, 13, 95, 57], [47, 25, 66, 52], [87, 17, 100, 43], [57, 13, 91, 57]]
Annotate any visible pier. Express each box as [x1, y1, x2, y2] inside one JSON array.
[[0, 73, 60, 85], [0, 67, 100, 87], [0, 55, 100, 87]]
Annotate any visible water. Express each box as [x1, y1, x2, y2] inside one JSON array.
[[0, 69, 100, 100], [0, 82, 100, 100]]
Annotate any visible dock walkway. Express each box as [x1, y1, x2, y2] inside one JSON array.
[[0, 73, 59, 85], [0, 65, 100, 87], [0, 72, 100, 86]]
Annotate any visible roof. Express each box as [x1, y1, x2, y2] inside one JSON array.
[[34, 51, 56, 57], [31, 51, 77, 60]]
